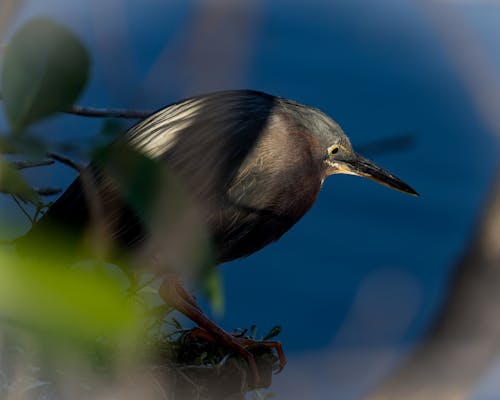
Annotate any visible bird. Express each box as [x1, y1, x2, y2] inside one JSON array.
[[19, 89, 418, 383]]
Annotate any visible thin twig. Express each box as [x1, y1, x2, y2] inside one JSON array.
[[12, 159, 54, 169], [33, 201, 51, 223], [135, 275, 160, 293], [11, 194, 33, 224], [35, 187, 61, 196], [0, 92, 152, 119], [65, 105, 152, 119], [47, 152, 85, 172]]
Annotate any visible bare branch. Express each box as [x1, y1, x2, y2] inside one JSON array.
[[12, 159, 54, 169], [35, 187, 61, 196], [65, 105, 152, 119], [0, 92, 152, 119], [47, 152, 85, 173], [10, 194, 33, 224]]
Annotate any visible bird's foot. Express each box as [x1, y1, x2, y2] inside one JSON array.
[[159, 275, 285, 387], [228, 331, 286, 373], [184, 326, 286, 387]]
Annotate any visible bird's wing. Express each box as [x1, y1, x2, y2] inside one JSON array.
[[17, 165, 146, 258], [21, 91, 281, 258], [124, 90, 279, 196]]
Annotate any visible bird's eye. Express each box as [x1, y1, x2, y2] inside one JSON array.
[[330, 146, 339, 155]]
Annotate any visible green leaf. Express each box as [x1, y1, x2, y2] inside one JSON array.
[[1, 17, 90, 132], [100, 119, 126, 138], [262, 325, 282, 341], [0, 158, 40, 205], [249, 324, 257, 339], [93, 143, 221, 309], [203, 266, 224, 315], [171, 317, 183, 331], [0, 134, 48, 158], [146, 304, 172, 318], [91, 143, 165, 221], [0, 252, 142, 347]]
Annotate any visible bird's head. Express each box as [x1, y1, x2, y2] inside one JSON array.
[[279, 98, 418, 196], [322, 137, 418, 196]]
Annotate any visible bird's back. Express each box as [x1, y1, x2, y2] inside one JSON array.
[[20, 90, 323, 263]]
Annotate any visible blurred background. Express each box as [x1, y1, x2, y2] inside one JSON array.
[[1, 0, 499, 399]]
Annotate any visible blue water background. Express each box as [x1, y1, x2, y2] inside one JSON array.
[[1, 1, 499, 398]]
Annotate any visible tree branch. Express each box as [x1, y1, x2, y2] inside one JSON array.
[[12, 159, 54, 169], [0, 92, 152, 119], [35, 187, 61, 196], [65, 105, 152, 119], [47, 152, 85, 173]]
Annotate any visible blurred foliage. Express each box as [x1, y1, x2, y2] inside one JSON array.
[[0, 252, 143, 349], [0, 15, 282, 400], [92, 143, 171, 222], [0, 134, 49, 160], [0, 157, 41, 205], [202, 265, 225, 315], [92, 142, 219, 304], [1, 17, 89, 132]]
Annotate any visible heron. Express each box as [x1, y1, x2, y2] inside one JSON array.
[[20, 90, 418, 384]]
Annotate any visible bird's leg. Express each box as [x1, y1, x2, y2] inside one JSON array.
[[159, 274, 261, 385], [230, 338, 286, 373], [184, 327, 286, 373]]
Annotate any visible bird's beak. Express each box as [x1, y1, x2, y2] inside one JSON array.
[[330, 152, 419, 196]]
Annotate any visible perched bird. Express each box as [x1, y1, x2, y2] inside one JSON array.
[[20, 90, 417, 382]]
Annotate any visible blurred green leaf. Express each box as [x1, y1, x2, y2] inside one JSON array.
[[138, 285, 160, 296], [99, 119, 126, 138], [0, 251, 142, 346], [92, 143, 164, 221], [0, 158, 40, 205], [0, 134, 48, 157], [93, 143, 222, 312], [146, 304, 172, 318], [1, 17, 90, 132], [262, 325, 281, 341], [203, 266, 224, 315]]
